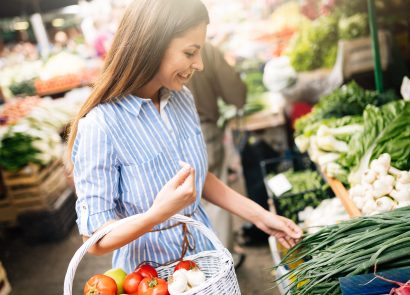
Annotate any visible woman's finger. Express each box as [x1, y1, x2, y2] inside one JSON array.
[[171, 164, 191, 187], [277, 236, 291, 249], [180, 167, 196, 191], [280, 217, 303, 239]]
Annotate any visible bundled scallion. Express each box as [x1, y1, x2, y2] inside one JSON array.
[[274, 206, 410, 294]]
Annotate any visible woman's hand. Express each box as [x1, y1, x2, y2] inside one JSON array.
[[148, 161, 196, 223], [254, 210, 303, 249]]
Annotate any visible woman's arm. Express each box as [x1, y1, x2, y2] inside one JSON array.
[[202, 172, 302, 248], [84, 163, 196, 256], [83, 212, 161, 256]]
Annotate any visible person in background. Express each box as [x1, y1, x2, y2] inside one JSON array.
[[187, 42, 247, 267], [67, 0, 302, 274]]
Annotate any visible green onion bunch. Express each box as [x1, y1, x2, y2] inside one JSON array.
[[274, 206, 410, 294]]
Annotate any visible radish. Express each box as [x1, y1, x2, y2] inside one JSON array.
[[374, 273, 410, 295]]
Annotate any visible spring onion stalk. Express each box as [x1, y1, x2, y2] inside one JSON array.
[[273, 206, 410, 294]]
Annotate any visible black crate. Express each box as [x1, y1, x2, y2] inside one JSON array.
[[260, 155, 332, 223], [18, 188, 76, 243]]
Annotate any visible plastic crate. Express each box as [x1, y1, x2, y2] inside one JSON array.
[[260, 155, 332, 222], [18, 188, 76, 243]]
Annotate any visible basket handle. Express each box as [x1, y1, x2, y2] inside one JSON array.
[[63, 214, 224, 295]]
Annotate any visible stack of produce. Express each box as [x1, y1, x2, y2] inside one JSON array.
[[274, 206, 410, 294], [287, 5, 369, 72], [294, 82, 400, 184], [84, 260, 207, 295], [0, 126, 62, 172], [0, 96, 42, 126], [340, 100, 410, 186], [0, 88, 89, 171], [298, 198, 350, 234], [295, 115, 363, 183], [294, 82, 396, 137], [349, 153, 410, 215], [266, 169, 331, 222]]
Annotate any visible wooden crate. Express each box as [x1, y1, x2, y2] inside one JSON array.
[[322, 172, 361, 218], [0, 175, 17, 224], [0, 197, 17, 224], [1, 160, 68, 213]]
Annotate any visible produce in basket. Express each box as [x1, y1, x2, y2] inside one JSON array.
[[135, 263, 159, 278], [174, 260, 197, 271], [168, 260, 206, 294], [123, 272, 143, 294], [66, 215, 240, 295], [138, 277, 169, 295], [104, 268, 127, 295], [168, 269, 189, 294], [84, 274, 117, 295]]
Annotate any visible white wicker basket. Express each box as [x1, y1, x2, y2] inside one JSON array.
[[64, 214, 241, 295]]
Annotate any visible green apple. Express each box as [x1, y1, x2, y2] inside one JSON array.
[[104, 268, 127, 295]]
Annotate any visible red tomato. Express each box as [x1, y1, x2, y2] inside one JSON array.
[[135, 263, 158, 278], [174, 260, 197, 271], [84, 274, 117, 295], [138, 277, 169, 295], [123, 272, 143, 294]]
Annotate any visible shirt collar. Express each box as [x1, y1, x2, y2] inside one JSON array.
[[117, 87, 172, 117]]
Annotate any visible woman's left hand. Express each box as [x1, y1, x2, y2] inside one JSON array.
[[254, 210, 303, 249]]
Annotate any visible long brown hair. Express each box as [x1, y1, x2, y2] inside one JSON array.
[[66, 0, 209, 170]]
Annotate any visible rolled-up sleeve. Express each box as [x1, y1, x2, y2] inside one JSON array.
[[72, 115, 120, 236]]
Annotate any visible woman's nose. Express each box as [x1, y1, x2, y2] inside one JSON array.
[[191, 55, 204, 71]]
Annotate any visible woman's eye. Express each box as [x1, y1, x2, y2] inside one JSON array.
[[185, 52, 194, 57]]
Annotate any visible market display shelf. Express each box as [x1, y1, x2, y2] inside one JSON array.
[[227, 109, 285, 132], [322, 172, 361, 218], [268, 236, 290, 295]]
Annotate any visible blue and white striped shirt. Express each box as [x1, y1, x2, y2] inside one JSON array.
[[72, 87, 214, 273]]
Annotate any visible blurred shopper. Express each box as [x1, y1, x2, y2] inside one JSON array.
[[187, 42, 246, 266], [67, 0, 301, 273]]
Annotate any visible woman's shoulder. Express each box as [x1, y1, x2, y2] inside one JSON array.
[[78, 101, 122, 132]]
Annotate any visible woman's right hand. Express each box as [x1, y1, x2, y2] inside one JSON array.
[[148, 161, 196, 222]]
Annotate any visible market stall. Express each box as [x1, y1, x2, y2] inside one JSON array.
[[0, 0, 409, 294]]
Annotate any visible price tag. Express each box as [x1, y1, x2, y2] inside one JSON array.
[[267, 173, 292, 197]]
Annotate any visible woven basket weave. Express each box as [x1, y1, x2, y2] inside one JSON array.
[[64, 214, 241, 295]]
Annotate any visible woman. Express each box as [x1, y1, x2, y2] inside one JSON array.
[[67, 0, 302, 273]]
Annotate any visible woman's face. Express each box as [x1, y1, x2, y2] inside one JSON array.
[[154, 23, 207, 91]]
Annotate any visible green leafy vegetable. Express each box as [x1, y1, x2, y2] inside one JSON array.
[[0, 132, 42, 172], [338, 13, 369, 40], [274, 206, 410, 295], [295, 81, 397, 136], [268, 169, 331, 222], [288, 15, 339, 72]]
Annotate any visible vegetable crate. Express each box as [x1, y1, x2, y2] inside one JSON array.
[[260, 154, 332, 223], [0, 177, 17, 224], [0, 198, 17, 224], [1, 159, 68, 213]]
